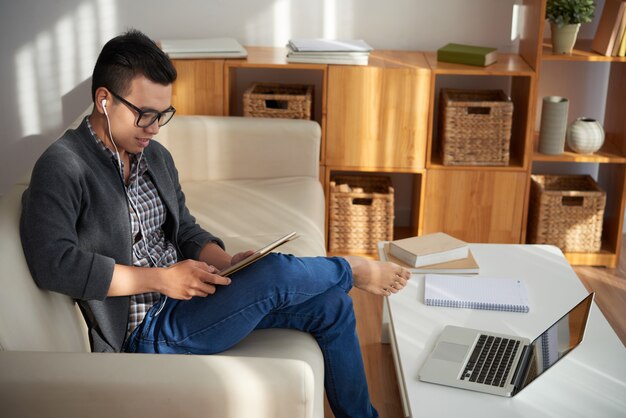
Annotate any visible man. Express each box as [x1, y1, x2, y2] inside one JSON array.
[[20, 29, 410, 418]]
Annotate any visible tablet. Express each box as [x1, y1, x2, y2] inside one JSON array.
[[219, 232, 298, 277]]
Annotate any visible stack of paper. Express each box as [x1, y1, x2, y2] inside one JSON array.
[[286, 39, 373, 65], [160, 38, 248, 59], [591, 0, 626, 57]]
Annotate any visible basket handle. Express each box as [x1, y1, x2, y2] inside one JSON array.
[[467, 107, 491, 115], [265, 99, 289, 110], [562, 196, 584, 207], [352, 198, 373, 206]]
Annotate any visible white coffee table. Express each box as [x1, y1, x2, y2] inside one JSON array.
[[379, 243, 626, 418]]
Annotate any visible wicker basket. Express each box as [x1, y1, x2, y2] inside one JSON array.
[[243, 82, 313, 120], [528, 175, 606, 252], [328, 175, 395, 254], [440, 89, 513, 166]]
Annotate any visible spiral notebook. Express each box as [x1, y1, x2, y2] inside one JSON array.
[[424, 274, 529, 313]]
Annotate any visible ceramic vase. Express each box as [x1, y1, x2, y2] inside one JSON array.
[[566, 118, 605, 154], [551, 22, 580, 55], [538, 96, 569, 155]]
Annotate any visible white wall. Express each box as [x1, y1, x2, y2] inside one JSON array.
[[1, 0, 609, 199], [1, 0, 522, 195]]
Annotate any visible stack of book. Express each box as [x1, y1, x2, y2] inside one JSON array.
[[160, 37, 248, 59], [436, 43, 497, 67], [286, 39, 373, 65], [592, 0, 626, 57], [385, 232, 479, 274]]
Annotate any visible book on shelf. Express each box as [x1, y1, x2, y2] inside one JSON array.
[[612, 6, 626, 56], [286, 38, 372, 65], [388, 232, 469, 268], [286, 53, 370, 65], [424, 274, 530, 313], [618, 23, 626, 57], [436, 43, 497, 67], [160, 37, 248, 59], [288, 39, 373, 52], [383, 243, 479, 274], [591, 0, 626, 56]]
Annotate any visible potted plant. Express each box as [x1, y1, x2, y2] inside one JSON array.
[[546, 0, 596, 54]]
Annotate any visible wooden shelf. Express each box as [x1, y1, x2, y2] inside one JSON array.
[[427, 155, 526, 171], [532, 135, 626, 163], [542, 39, 626, 63], [170, 1, 626, 267], [225, 46, 328, 69], [564, 248, 618, 268], [424, 52, 535, 76]]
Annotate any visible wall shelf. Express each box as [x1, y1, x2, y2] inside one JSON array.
[[169, 0, 626, 266]]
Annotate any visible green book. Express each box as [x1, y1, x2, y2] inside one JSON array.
[[437, 43, 498, 67]]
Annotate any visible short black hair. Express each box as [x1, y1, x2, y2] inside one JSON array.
[[91, 29, 177, 101]]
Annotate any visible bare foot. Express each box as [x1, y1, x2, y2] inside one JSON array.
[[344, 256, 411, 296]]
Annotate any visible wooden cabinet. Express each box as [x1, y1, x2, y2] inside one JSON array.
[[169, 0, 626, 266], [325, 52, 430, 170], [422, 170, 527, 243], [420, 51, 536, 247], [172, 59, 225, 116]]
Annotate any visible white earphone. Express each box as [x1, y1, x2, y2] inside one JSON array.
[[101, 97, 122, 170], [101, 95, 166, 315]]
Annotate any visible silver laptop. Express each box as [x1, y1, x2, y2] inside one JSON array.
[[419, 292, 594, 397]]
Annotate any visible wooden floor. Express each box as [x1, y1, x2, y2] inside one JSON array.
[[324, 242, 626, 418]]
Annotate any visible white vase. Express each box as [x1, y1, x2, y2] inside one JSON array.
[[566, 118, 605, 154]]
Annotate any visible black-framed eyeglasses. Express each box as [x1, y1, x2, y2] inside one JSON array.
[[109, 91, 176, 128]]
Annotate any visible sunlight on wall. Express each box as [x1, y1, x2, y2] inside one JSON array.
[[55, 16, 77, 97], [77, 2, 98, 81], [273, 0, 291, 46], [511, 4, 522, 41], [36, 32, 62, 134], [16, 47, 40, 137], [323, 0, 337, 39], [14, 0, 117, 138]]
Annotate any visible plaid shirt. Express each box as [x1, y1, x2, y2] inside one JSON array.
[[87, 119, 178, 335]]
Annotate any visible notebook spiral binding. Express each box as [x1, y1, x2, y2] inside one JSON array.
[[425, 299, 530, 313]]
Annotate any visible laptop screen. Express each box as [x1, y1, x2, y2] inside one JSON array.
[[517, 293, 594, 392]]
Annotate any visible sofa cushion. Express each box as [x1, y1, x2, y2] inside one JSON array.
[[156, 115, 321, 182], [0, 186, 90, 352], [182, 177, 326, 256]]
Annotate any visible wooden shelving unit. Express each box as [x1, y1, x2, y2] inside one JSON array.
[[169, 0, 626, 266], [530, 0, 626, 268]]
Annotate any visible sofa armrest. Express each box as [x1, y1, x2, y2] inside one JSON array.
[[0, 350, 317, 418], [155, 115, 321, 182]]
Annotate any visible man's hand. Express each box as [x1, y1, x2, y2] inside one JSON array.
[[160, 259, 231, 300], [230, 250, 255, 266]]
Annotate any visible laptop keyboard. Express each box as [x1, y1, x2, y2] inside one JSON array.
[[460, 334, 521, 387]]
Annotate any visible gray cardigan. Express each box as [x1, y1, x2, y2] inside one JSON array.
[[20, 118, 223, 352]]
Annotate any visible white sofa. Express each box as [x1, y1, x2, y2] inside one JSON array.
[[0, 115, 326, 418]]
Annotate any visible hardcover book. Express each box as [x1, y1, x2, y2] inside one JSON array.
[[437, 43, 497, 67], [389, 232, 469, 268], [383, 243, 479, 274], [591, 0, 626, 56], [160, 38, 248, 59]]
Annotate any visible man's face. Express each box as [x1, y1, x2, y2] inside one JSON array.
[[106, 75, 172, 155]]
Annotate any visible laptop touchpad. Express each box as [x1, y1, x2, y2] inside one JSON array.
[[432, 342, 469, 363]]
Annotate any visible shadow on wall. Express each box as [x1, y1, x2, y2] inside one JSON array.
[[0, 0, 118, 195]]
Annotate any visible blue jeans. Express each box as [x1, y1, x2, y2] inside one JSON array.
[[125, 253, 378, 418]]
